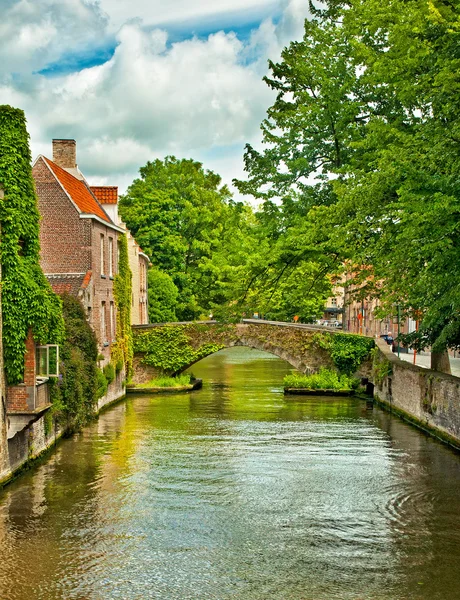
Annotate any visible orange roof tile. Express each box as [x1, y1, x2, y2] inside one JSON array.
[[90, 186, 118, 205], [44, 157, 111, 223]]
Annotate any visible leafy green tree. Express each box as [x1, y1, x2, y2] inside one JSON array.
[[148, 268, 178, 323], [119, 157, 239, 320], [235, 0, 460, 370]]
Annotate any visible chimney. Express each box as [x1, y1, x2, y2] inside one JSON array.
[[52, 139, 76, 169]]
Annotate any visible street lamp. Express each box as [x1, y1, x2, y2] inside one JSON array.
[[393, 303, 401, 358]]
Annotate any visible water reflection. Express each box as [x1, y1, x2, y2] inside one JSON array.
[[0, 347, 459, 599]]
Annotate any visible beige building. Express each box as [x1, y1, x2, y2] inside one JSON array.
[[126, 230, 149, 325], [91, 186, 150, 325]]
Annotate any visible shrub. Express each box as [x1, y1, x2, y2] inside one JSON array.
[[49, 294, 98, 430], [103, 363, 116, 385], [136, 374, 192, 388], [96, 369, 108, 399], [283, 368, 359, 391]]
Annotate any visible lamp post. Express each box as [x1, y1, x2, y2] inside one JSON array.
[[393, 302, 401, 358]]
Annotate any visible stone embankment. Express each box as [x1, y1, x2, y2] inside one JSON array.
[[1, 375, 125, 487], [372, 339, 460, 449]]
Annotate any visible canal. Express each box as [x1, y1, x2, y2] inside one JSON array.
[[1, 347, 460, 599]]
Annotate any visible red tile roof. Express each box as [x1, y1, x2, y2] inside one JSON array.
[[90, 186, 118, 204], [43, 157, 111, 223], [46, 273, 89, 297]]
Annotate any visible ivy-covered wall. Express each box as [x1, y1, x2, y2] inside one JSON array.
[[48, 294, 99, 431], [111, 233, 133, 378], [132, 323, 375, 380], [0, 105, 64, 384]]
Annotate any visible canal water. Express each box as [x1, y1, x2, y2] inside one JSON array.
[[1, 347, 460, 600]]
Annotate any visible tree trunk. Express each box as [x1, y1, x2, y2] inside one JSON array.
[[431, 350, 451, 374]]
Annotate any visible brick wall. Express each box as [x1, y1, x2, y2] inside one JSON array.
[[6, 330, 36, 412], [52, 139, 76, 169], [34, 157, 92, 274], [90, 221, 119, 358]]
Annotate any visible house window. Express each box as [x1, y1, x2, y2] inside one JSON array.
[[36, 345, 59, 377], [100, 234, 105, 276], [101, 301, 107, 342], [110, 301, 115, 340], [108, 237, 113, 277], [331, 298, 337, 307]]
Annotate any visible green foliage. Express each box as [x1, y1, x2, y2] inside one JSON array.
[[283, 368, 359, 391], [96, 369, 108, 399], [148, 268, 178, 323], [103, 363, 115, 385], [49, 295, 98, 429], [330, 334, 375, 375], [312, 331, 374, 374], [111, 233, 133, 378], [119, 156, 248, 320], [234, 1, 460, 355], [0, 105, 64, 383], [135, 374, 192, 388], [133, 325, 225, 375], [372, 348, 393, 385]]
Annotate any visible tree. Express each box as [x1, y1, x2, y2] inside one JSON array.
[[148, 268, 178, 323], [119, 157, 239, 320], [235, 0, 460, 370]]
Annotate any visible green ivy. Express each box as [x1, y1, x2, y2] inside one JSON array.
[[0, 105, 64, 384], [372, 348, 393, 385], [133, 325, 225, 374], [49, 295, 98, 430], [111, 233, 133, 379], [312, 331, 374, 375]]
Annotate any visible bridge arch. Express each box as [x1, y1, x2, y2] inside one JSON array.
[[131, 321, 374, 385]]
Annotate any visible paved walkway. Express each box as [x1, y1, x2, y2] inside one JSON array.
[[395, 350, 460, 378]]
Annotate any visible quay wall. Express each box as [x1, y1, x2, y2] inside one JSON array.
[[1, 375, 125, 487], [372, 339, 460, 449]]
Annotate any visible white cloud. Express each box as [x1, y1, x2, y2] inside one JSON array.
[[0, 0, 108, 77], [1, 0, 309, 198], [98, 0, 280, 31]]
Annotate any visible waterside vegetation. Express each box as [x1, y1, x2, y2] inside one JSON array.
[[284, 369, 359, 393]]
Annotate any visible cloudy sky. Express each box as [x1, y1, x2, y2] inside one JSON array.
[[1, 0, 311, 198]]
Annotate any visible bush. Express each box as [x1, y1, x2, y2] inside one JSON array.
[[103, 363, 116, 384], [283, 368, 359, 391], [96, 369, 108, 399], [49, 294, 99, 430], [136, 374, 192, 388]]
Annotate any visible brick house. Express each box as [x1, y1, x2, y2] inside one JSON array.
[[33, 140, 125, 359], [91, 186, 150, 325]]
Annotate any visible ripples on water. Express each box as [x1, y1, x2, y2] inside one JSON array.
[[1, 347, 460, 599]]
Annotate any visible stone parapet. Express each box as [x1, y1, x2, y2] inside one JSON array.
[[372, 339, 460, 449]]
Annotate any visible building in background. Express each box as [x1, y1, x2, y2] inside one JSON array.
[[91, 186, 150, 325], [33, 139, 125, 360]]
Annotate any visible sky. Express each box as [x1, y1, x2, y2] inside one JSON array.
[[1, 0, 311, 199]]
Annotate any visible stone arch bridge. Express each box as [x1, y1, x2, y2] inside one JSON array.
[[131, 319, 374, 384]]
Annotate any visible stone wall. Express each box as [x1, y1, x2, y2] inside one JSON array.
[[1, 376, 125, 486], [371, 339, 460, 449]]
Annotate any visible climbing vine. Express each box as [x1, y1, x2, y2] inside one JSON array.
[[48, 294, 98, 430], [372, 348, 393, 385], [312, 332, 375, 375], [0, 105, 64, 384], [111, 233, 133, 378], [133, 325, 225, 374]]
